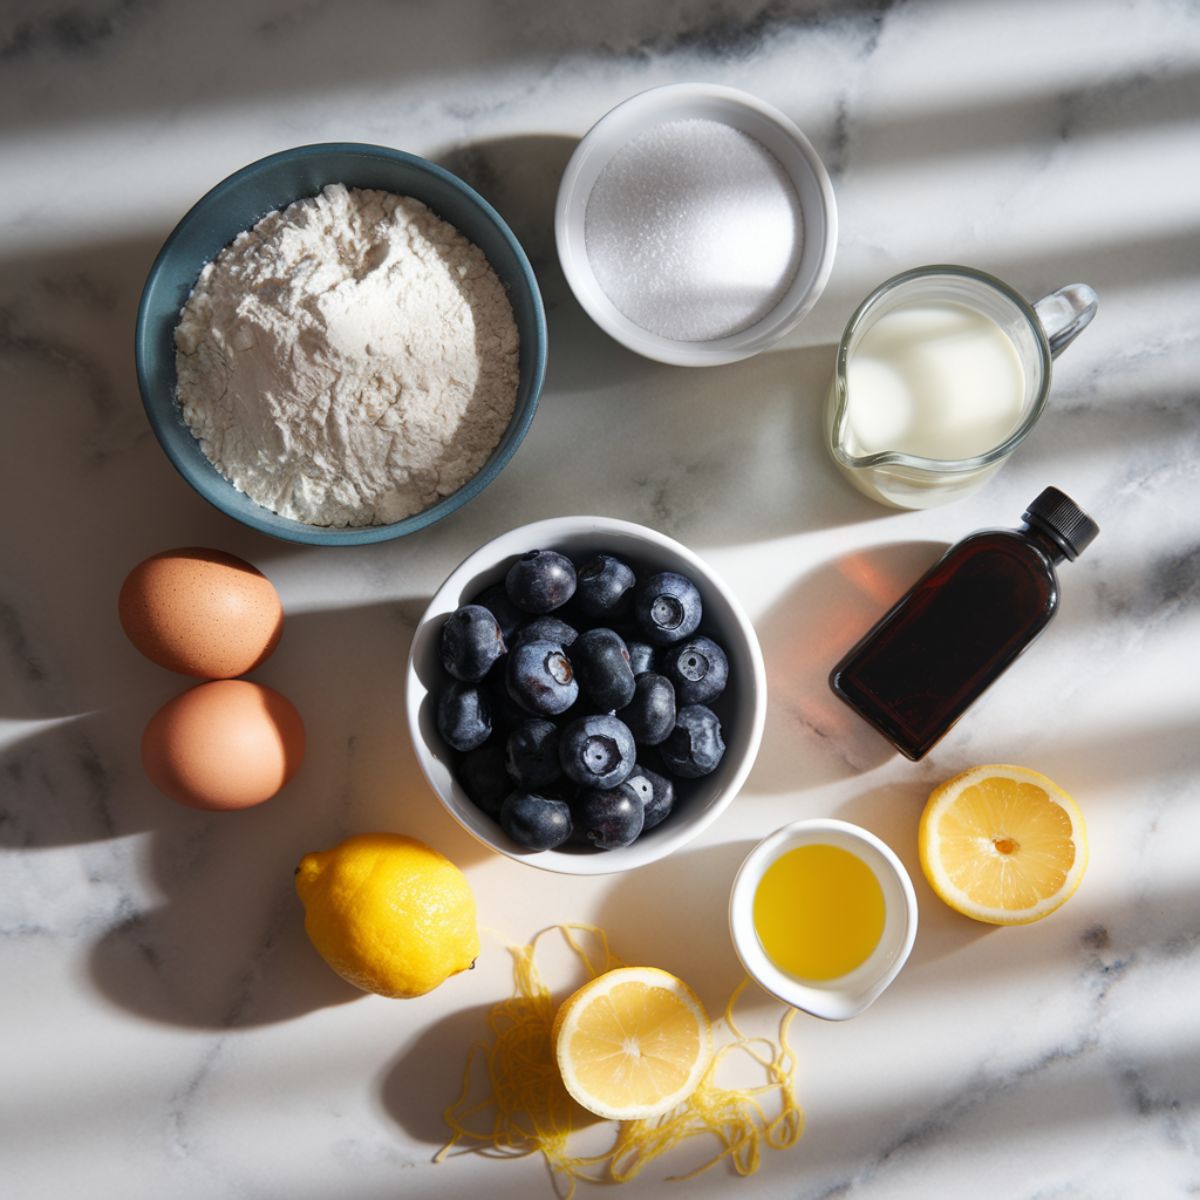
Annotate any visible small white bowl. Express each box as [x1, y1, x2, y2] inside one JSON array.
[[556, 82, 837, 367], [406, 516, 767, 875], [729, 818, 918, 1020]]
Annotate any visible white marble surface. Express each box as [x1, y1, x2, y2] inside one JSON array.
[[2, 1, 1199, 1196]]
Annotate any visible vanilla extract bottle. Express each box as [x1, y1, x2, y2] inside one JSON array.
[[829, 487, 1099, 761]]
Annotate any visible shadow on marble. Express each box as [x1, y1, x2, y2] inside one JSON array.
[[787, 220, 1200, 371], [0, 597, 445, 836], [76, 711, 375, 1029], [1018, 395, 1200, 481], [335, 330, 873, 552], [13, 597, 492, 1030], [593, 838, 760, 1017], [377, 995, 607, 1156], [0, 708, 167, 846], [82, 716, 490, 1032], [87, 871, 368, 1030], [852, 65, 1200, 169], [746, 541, 949, 794], [965, 217, 1190, 307], [377, 999, 500, 1148], [437, 130, 655, 400], [780, 1037, 1200, 1190], [0, 227, 304, 724], [0, 0, 892, 138], [1029, 714, 1200, 798], [571, 338, 882, 546], [982, 223, 1200, 303], [0, 234, 166, 504]]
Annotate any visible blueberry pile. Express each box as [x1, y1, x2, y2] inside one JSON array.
[[435, 548, 732, 853]]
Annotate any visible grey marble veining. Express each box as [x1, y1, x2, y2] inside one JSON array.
[[2, 0, 1199, 1197]]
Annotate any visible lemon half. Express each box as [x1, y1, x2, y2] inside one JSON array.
[[919, 764, 1088, 926], [552, 967, 713, 1121]]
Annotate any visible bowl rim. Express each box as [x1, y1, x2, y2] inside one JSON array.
[[554, 82, 838, 367], [405, 515, 768, 875], [134, 141, 547, 546]]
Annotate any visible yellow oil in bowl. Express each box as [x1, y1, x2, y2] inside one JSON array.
[[752, 843, 885, 981]]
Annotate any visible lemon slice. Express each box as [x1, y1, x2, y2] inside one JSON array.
[[918, 764, 1088, 925], [552, 967, 713, 1120]]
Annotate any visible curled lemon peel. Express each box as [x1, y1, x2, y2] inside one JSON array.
[[437, 924, 803, 1196]]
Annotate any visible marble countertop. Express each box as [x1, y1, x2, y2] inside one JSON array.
[[3, 1, 1198, 1196]]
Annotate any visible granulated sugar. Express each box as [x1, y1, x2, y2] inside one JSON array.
[[584, 118, 804, 342]]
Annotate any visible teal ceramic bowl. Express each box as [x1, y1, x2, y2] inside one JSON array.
[[135, 143, 547, 546]]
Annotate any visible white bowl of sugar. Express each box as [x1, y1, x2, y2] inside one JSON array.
[[555, 83, 837, 367]]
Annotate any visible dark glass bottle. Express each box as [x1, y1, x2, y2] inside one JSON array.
[[829, 487, 1099, 761]]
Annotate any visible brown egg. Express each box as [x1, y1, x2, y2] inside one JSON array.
[[119, 547, 283, 679], [141, 680, 306, 810]]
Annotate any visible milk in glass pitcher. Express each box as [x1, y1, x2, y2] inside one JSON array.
[[825, 266, 1097, 509]]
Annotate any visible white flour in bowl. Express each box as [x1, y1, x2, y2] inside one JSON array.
[[174, 184, 519, 527]]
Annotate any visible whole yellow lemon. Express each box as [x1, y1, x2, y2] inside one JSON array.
[[295, 832, 480, 998]]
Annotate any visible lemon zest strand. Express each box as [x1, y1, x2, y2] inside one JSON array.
[[438, 926, 619, 1196], [438, 923, 804, 1194], [608, 978, 804, 1183]]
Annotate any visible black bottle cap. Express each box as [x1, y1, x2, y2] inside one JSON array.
[[1023, 487, 1099, 560]]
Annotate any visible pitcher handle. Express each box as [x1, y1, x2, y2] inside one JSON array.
[[1033, 283, 1098, 359]]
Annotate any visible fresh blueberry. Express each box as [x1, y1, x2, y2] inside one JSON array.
[[575, 554, 636, 619], [660, 704, 725, 778], [440, 604, 506, 683], [437, 682, 492, 752], [634, 571, 702, 646], [505, 550, 577, 614], [559, 714, 637, 790], [506, 639, 578, 716], [501, 792, 573, 851], [571, 628, 636, 711], [620, 765, 675, 832], [471, 583, 525, 642], [626, 640, 657, 677], [483, 673, 529, 733], [511, 615, 579, 650], [458, 743, 510, 817], [573, 786, 644, 850], [662, 635, 729, 706], [505, 719, 562, 790], [619, 673, 676, 745]]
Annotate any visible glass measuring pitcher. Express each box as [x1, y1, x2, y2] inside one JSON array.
[[825, 265, 1097, 509]]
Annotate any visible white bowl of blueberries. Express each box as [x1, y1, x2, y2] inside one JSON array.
[[406, 516, 767, 874]]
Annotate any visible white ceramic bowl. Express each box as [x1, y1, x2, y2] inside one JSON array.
[[555, 82, 837, 367], [729, 818, 918, 1020], [406, 516, 767, 875]]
